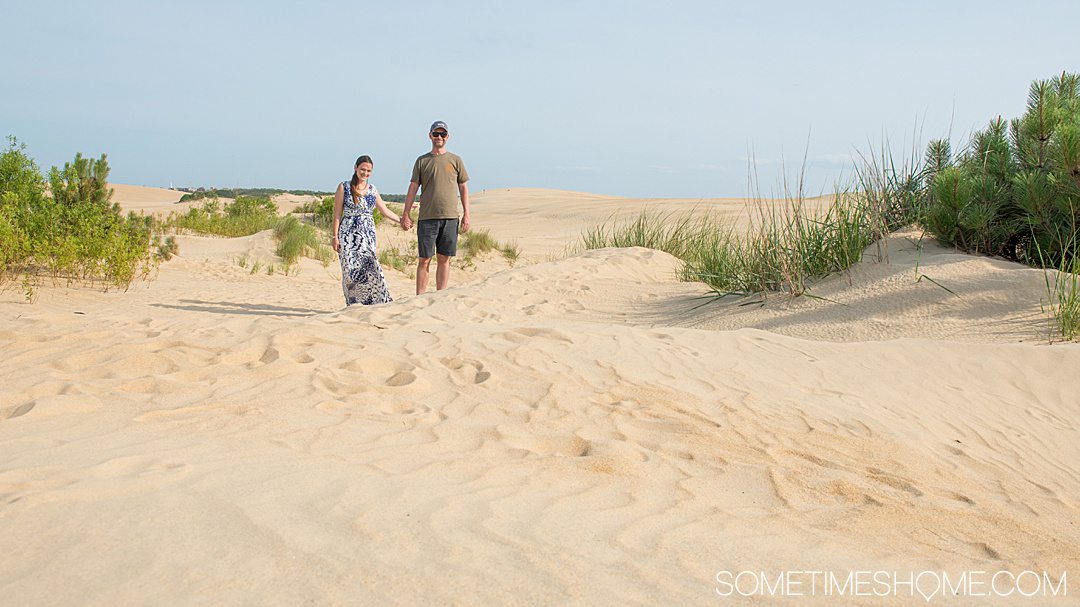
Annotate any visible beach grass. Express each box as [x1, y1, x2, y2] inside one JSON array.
[[583, 187, 874, 298], [273, 215, 333, 269], [378, 245, 414, 274], [1049, 261, 1080, 341], [459, 229, 520, 265], [700, 193, 870, 296], [1036, 235, 1080, 341]]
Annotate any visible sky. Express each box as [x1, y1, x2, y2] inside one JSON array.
[[3, 0, 1078, 198]]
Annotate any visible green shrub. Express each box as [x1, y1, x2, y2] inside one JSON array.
[[0, 137, 42, 285], [295, 195, 392, 230], [154, 234, 179, 261], [295, 196, 335, 229], [0, 137, 155, 297]]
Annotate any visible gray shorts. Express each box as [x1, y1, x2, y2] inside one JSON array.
[[417, 218, 459, 258]]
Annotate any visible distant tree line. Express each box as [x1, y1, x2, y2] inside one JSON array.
[[178, 188, 407, 203], [178, 188, 333, 202]]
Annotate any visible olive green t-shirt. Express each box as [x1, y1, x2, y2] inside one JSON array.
[[411, 152, 469, 220]]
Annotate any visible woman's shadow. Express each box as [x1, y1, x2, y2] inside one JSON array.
[[152, 299, 330, 317]]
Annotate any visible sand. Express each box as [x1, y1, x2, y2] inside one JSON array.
[[1, 186, 1077, 605]]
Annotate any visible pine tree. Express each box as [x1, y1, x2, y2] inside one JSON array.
[[923, 71, 1080, 265]]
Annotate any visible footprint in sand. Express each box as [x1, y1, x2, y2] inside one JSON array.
[[500, 327, 574, 344], [497, 426, 592, 457], [865, 467, 924, 497], [440, 357, 491, 384], [971, 542, 1001, 560], [790, 451, 847, 471], [1, 402, 35, 421], [386, 371, 416, 387], [950, 492, 976, 505], [88, 455, 192, 482]]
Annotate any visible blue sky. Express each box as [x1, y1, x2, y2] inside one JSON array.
[[3, 0, 1078, 197]]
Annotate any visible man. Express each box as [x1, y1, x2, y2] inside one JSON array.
[[401, 121, 471, 295]]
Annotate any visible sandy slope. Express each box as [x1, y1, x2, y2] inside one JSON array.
[[1, 187, 1077, 605]]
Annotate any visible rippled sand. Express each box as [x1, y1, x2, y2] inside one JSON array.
[[1, 186, 1076, 605]]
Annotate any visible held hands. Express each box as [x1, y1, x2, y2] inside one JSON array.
[[400, 215, 413, 231]]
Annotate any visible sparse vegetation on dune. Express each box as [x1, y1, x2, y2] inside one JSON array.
[[164, 196, 278, 237], [378, 246, 414, 275], [162, 195, 335, 272], [370, 227, 518, 277], [584, 71, 1080, 339]]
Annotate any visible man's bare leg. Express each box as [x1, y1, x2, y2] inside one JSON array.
[[416, 257, 432, 295], [436, 254, 451, 290]]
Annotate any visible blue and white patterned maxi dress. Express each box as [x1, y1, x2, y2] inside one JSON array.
[[338, 181, 392, 305]]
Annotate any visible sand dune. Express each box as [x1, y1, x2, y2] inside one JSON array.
[[1, 187, 1077, 605], [109, 184, 321, 217], [108, 183, 189, 213]]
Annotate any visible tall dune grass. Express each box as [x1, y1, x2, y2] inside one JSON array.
[[1036, 235, 1080, 341], [694, 194, 870, 296], [583, 187, 874, 297], [1047, 259, 1080, 341], [273, 215, 333, 269], [459, 229, 520, 264]]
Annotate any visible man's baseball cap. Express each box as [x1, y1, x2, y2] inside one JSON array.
[[429, 121, 449, 133]]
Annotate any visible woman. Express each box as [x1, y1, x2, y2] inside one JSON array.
[[332, 155, 402, 305]]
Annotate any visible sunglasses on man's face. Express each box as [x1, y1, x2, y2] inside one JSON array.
[[431, 132, 448, 138]]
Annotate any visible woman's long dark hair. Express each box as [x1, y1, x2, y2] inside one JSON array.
[[351, 155, 373, 198]]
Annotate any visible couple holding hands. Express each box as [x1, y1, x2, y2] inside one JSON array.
[[331, 121, 470, 306]]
